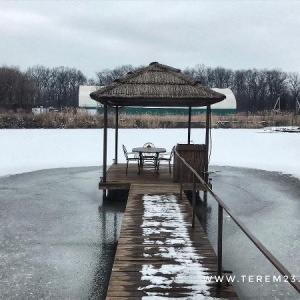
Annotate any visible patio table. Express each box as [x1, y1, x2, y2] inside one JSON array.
[[132, 147, 166, 173]]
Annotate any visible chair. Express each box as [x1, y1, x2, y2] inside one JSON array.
[[158, 146, 175, 173], [143, 142, 155, 148], [122, 145, 139, 174], [141, 142, 157, 170]]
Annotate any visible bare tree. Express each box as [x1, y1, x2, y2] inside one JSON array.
[[287, 72, 300, 113], [95, 65, 137, 85], [265, 69, 287, 110], [213, 67, 233, 88], [243, 69, 267, 112], [232, 70, 248, 112], [27, 66, 87, 108], [183, 64, 208, 85], [26, 65, 51, 106], [0, 65, 36, 110]]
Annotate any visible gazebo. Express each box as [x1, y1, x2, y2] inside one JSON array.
[[90, 62, 226, 189]]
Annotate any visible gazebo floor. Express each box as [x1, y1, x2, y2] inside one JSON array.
[[99, 163, 207, 191]]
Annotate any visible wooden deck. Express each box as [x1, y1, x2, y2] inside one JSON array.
[[99, 163, 207, 191], [103, 164, 238, 299]]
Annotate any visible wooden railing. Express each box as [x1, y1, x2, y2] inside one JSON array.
[[175, 149, 300, 293]]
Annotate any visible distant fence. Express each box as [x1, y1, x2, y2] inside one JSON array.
[[175, 149, 300, 293]]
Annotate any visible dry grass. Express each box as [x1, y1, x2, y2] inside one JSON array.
[[0, 108, 299, 129], [116, 111, 300, 128]]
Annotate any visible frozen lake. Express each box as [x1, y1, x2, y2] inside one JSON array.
[[0, 167, 124, 299], [1, 128, 299, 179], [0, 129, 299, 299]]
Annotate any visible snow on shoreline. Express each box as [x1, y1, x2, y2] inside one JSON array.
[[0, 128, 299, 179]]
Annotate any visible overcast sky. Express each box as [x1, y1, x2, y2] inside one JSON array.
[[0, 0, 299, 79]]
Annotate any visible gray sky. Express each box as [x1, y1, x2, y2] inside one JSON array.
[[0, 0, 299, 79]]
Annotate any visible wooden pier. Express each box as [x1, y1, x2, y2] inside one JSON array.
[[102, 164, 238, 299]]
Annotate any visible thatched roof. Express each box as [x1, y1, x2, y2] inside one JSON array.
[[90, 62, 226, 107]]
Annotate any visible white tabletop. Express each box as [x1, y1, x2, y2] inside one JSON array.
[[132, 147, 166, 153]]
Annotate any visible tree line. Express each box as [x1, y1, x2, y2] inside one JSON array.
[[183, 65, 300, 113], [0, 65, 87, 110], [0, 63, 299, 113]]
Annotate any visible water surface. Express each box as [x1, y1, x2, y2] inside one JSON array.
[[1, 166, 299, 299], [0, 167, 126, 300]]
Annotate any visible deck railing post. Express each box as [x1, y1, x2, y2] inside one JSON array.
[[180, 159, 183, 200], [192, 174, 196, 228], [217, 203, 223, 284]]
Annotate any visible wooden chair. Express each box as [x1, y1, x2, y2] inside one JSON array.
[[158, 145, 175, 173], [122, 145, 139, 174]]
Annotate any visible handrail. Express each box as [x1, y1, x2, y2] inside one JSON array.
[[174, 149, 300, 293]]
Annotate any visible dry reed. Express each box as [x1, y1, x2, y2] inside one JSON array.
[[0, 109, 298, 129]]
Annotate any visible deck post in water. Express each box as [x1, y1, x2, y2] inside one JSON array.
[[115, 105, 119, 164]]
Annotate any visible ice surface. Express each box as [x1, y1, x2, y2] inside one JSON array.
[[0, 128, 299, 179]]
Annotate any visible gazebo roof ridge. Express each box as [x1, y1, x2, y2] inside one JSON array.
[[113, 62, 186, 84]]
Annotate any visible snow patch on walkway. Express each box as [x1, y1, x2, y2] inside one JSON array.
[[139, 194, 217, 299]]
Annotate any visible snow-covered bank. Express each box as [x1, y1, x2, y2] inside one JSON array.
[[0, 128, 299, 179], [209, 129, 300, 178]]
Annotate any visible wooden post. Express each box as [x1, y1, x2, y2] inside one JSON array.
[[188, 106, 192, 144], [180, 160, 183, 200], [204, 104, 211, 184], [217, 203, 223, 284], [192, 174, 196, 228], [115, 105, 119, 164], [103, 101, 108, 183]]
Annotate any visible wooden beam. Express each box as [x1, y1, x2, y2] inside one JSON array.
[[204, 104, 211, 184], [99, 182, 131, 190], [115, 105, 119, 164], [103, 100, 108, 183], [188, 106, 192, 144]]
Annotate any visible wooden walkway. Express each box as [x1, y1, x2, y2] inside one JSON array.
[[102, 164, 238, 299]]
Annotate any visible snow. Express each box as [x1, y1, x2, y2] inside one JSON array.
[[209, 128, 300, 178], [139, 194, 213, 299], [0, 128, 299, 179]]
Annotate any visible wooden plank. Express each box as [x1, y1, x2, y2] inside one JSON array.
[[106, 182, 238, 299], [100, 164, 208, 192], [99, 182, 131, 189]]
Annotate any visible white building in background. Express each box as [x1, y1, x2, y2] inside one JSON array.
[[78, 86, 236, 115], [210, 88, 237, 114], [78, 86, 102, 114]]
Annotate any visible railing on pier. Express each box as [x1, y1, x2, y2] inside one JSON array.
[[175, 149, 300, 294]]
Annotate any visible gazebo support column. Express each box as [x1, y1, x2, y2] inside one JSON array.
[[188, 106, 192, 144], [204, 104, 211, 201], [114, 105, 119, 164], [102, 101, 108, 200]]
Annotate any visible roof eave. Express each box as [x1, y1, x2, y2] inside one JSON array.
[[89, 94, 225, 107]]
